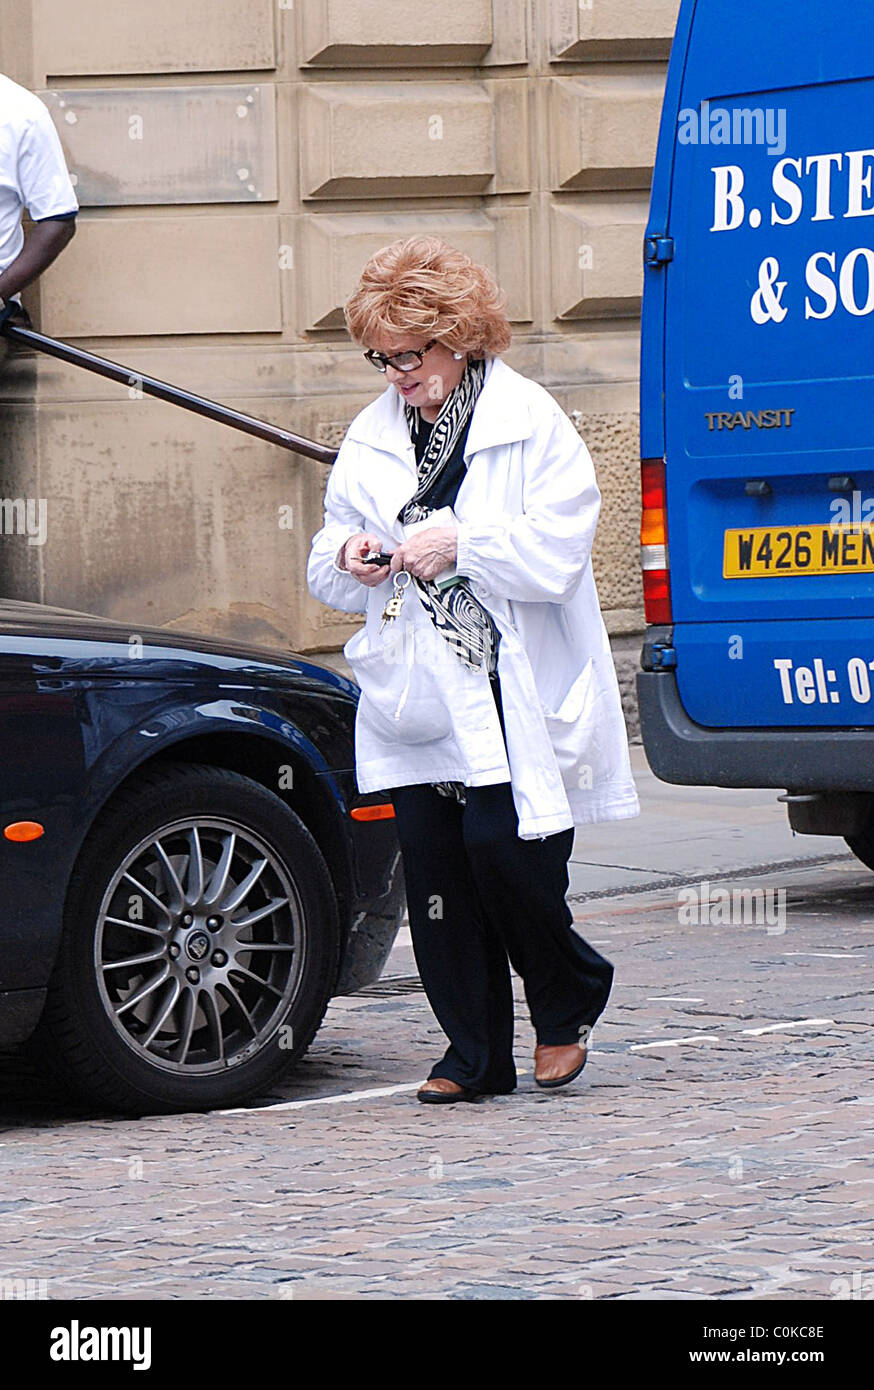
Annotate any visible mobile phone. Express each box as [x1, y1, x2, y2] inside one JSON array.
[[362, 551, 392, 566]]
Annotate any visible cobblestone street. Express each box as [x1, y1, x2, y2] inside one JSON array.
[[2, 833, 871, 1301]]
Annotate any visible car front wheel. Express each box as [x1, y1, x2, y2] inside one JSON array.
[[32, 762, 340, 1114]]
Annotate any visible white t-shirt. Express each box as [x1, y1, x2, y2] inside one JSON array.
[[0, 73, 78, 279]]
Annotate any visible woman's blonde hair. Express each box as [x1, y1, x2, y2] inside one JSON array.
[[344, 236, 512, 358]]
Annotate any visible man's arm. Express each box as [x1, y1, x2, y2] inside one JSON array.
[[0, 215, 76, 304], [1, 96, 79, 310]]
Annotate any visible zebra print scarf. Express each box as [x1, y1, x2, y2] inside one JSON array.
[[398, 357, 499, 675]]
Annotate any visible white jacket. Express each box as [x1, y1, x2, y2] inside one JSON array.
[[307, 356, 640, 839]]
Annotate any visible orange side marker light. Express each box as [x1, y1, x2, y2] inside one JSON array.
[[4, 821, 45, 842], [350, 804, 395, 822]]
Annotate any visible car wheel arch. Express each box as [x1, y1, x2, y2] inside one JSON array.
[[54, 726, 354, 988]]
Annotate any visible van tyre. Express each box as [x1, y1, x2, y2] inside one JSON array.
[[30, 763, 340, 1115], [844, 828, 874, 873]]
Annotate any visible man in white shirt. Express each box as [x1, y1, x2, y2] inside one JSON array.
[[0, 72, 78, 327]]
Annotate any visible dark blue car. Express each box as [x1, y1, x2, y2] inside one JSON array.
[[0, 597, 404, 1114]]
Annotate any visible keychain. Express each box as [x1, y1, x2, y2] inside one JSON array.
[[379, 570, 411, 634]]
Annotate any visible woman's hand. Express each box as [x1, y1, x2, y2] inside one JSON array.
[[341, 526, 459, 585], [390, 526, 458, 582], [342, 532, 393, 587]]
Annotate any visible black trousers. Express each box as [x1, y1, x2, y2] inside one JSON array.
[[389, 675, 614, 1093]]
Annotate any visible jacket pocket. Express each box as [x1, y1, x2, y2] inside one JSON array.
[[540, 658, 596, 773], [345, 632, 455, 746]]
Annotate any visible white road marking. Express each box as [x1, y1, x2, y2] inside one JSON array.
[[218, 1016, 845, 1114], [222, 1081, 422, 1114], [630, 1035, 719, 1051], [781, 952, 862, 959], [742, 1018, 836, 1036], [647, 997, 705, 1003], [222, 1069, 533, 1116]]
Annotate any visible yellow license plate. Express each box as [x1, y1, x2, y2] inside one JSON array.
[[723, 524, 874, 578]]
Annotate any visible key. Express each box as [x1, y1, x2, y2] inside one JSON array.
[[379, 571, 411, 633], [378, 593, 404, 633]]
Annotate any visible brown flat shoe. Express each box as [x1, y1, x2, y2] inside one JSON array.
[[534, 1043, 588, 1089], [417, 1077, 479, 1104]]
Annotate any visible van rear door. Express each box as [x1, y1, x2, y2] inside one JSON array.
[[662, 0, 874, 730]]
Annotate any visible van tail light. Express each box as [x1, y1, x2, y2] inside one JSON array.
[[640, 458, 672, 624]]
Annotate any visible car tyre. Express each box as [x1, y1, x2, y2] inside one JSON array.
[[30, 762, 340, 1115]]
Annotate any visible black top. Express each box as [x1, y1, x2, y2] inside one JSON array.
[[409, 411, 473, 512]]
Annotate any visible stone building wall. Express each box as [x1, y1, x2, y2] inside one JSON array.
[[0, 1, 682, 733]]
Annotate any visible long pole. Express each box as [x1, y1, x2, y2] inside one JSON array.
[[0, 321, 339, 465]]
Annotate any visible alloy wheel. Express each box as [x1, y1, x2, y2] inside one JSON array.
[[94, 818, 305, 1074]]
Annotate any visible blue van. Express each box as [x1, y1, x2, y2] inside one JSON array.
[[638, 0, 874, 865]]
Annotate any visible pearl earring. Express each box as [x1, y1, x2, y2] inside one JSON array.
[[453, 352, 463, 360]]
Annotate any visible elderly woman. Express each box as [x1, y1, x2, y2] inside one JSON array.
[[308, 237, 638, 1104]]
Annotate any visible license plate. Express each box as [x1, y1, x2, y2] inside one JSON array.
[[723, 524, 874, 578]]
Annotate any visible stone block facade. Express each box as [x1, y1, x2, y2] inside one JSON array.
[[0, 0, 682, 730]]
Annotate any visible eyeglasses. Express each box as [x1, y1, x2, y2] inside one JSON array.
[[363, 339, 438, 373]]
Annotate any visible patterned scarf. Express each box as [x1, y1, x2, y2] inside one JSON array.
[[398, 357, 499, 675]]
